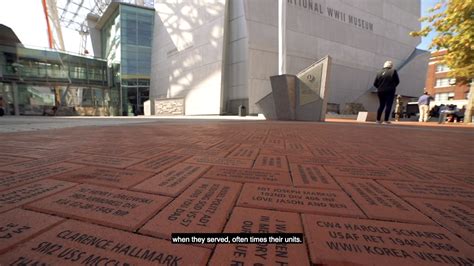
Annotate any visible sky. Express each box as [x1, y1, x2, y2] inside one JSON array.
[[418, 0, 442, 50], [0, 0, 92, 54], [0, 0, 439, 54]]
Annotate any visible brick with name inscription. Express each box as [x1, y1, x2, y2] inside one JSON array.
[[346, 154, 380, 168], [237, 184, 365, 218], [0, 154, 83, 173], [0, 179, 76, 213], [287, 155, 356, 166], [140, 178, 242, 240], [254, 155, 289, 172], [71, 155, 146, 169], [302, 214, 474, 266], [184, 156, 253, 168], [336, 178, 433, 224], [0, 219, 211, 266], [78, 147, 140, 157], [53, 166, 155, 188], [26, 184, 171, 231], [204, 166, 292, 185], [128, 154, 191, 173], [378, 181, 474, 203], [310, 147, 341, 157], [227, 146, 260, 160], [208, 207, 310, 266], [407, 198, 474, 245], [285, 142, 310, 152], [419, 161, 473, 175], [171, 148, 230, 157], [128, 146, 175, 158], [446, 173, 474, 188], [388, 162, 457, 184], [0, 163, 83, 191], [0, 147, 40, 158], [290, 164, 341, 190], [264, 138, 285, 146], [260, 148, 313, 157], [208, 143, 240, 152], [324, 165, 409, 180], [132, 163, 211, 197], [0, 208, 63, 254], [0, 155, 32, 167]]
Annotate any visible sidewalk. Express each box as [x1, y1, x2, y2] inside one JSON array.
[[0, 118, 472, 265]]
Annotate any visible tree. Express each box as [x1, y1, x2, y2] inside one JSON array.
[[410, 0, 474, 122], [410, 0, 473, 79]]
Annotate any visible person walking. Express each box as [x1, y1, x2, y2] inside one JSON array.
[[417, 91, 433, 122], [0, 96, 4, 117], [373, 61, 399, 124]]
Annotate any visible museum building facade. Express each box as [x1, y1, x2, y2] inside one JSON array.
[[147, 0, 429, 116]]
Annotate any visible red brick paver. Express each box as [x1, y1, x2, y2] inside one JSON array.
[[26, 184, 171, 231], [0, 208, 63, 254], [302, 214, 474, 265], [0, 119, 472, 265], [0, 220, 211, 265]]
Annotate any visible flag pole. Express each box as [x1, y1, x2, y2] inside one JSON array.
[[278, 0, 287, 75]]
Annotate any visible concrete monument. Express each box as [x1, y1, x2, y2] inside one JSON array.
[[257, 56, 331, 121]]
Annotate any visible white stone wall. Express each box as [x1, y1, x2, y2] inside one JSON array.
[[242, 0, 424, 113], [223, 0, 249, 113], [150, 0, 227, 115], [150, 0, 426, 115]]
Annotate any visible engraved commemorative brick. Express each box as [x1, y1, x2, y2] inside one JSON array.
[[53, 166, 155, 188], [0, 220, 211, 265], [302, 214, 474, 265], [237, 184, 365, 218], [378, 181, 474, 203], [208, 207, 310, 265], [0, 179, 76, 213], [0, 163, 83, 191], [128, 154, 191, 173], [336, 177, 433, 224], [325, 165, 408, 180], [140, 179, 242, 240], [185, 156, 253, 168], [204, 166, 292, 185], [0, 208, 63, 254], [71, 155, 145, 169], [132, 163, 211, 197], [26, 184, 171, 231], [407, 198, 474, 245], [254, 155, 288, 172], [290, 164, 341, 190]]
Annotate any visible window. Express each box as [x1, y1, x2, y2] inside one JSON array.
[[435, 78, 456, 87], [436, 64, 450, 72], [435, 92, 455, 101]]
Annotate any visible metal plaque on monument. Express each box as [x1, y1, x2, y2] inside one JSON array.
[[257, 56, 331, 121]]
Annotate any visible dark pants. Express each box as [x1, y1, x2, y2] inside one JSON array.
[[377, 91, 395, 121]]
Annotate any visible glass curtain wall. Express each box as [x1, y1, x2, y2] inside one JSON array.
[[0, 44, 112, 115], [120, 5, 153, 116]]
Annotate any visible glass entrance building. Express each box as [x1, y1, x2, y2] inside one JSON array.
[[96, 2, 154, 116], [0, 43, 114, 116], [0, 2, 154, 117]]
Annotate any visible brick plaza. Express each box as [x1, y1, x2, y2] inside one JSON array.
[[0, 118, 473, 265]]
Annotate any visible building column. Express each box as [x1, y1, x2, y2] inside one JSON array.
[[12, 82, 20, 116]]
